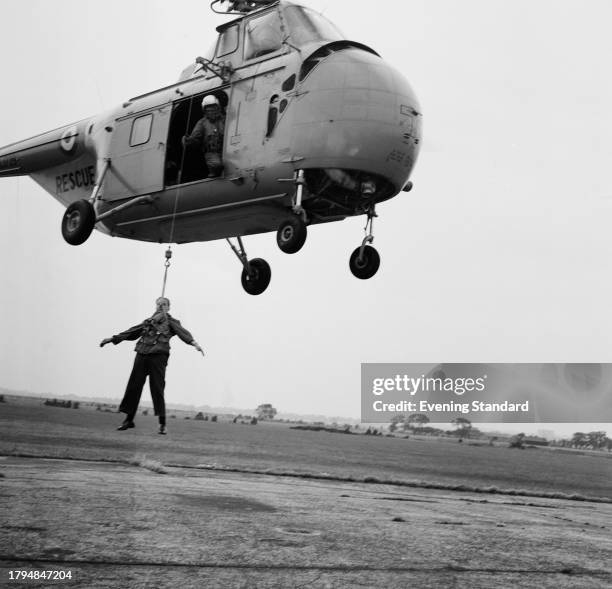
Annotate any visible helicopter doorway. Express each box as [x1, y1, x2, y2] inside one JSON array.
[[165, 90, 229, 186]]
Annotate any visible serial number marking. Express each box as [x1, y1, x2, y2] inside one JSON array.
[[8, 569, 73, 581], [55, 165, 96, 194]]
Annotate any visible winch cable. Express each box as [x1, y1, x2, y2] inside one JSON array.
[[160, 96, 196, 297]]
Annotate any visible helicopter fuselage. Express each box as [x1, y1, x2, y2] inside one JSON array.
[[0, 1, 421, 291], [0, 1, 420, 245]]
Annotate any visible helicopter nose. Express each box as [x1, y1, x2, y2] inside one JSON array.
[[290, 46, 422, 192]]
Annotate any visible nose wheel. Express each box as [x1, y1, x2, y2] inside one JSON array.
[[349, 245, 380, 279], [227, 237, 271, 295], [349, 206, 380, 280]]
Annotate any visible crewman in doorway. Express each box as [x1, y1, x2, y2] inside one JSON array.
[[182, 95, 225, 178], [100, 297, 204, 435]]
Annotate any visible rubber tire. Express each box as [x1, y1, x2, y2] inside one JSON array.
[[61, 200, 96, 245], [276, 216, 307, 254], [349, 245, 380, 280], [241, 258, 272, 295]]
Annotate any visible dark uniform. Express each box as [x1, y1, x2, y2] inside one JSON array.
[[183, 116, 225, 177], [110, 312, 195, 425]]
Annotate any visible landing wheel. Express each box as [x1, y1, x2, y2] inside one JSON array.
[[277, 216, 307, 254], [241, 258, 271, 295], [61, 200, 96, 245], [349, 245, 380, 280]]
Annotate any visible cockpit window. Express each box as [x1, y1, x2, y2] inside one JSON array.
[[283, 6, 344, 47], [217, 25, 239, 58], [244, 10, 283, 60]]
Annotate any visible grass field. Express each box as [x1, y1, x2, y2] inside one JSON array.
[[1, 398, 610, 501]]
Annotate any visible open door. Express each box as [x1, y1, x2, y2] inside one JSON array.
[[165, 90, 229, 185], [104, 106, 171, 201]]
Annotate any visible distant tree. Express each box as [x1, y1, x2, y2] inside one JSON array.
[[256, 403, 277, 420], [571, 432, 588, 448], [251, 417, 258, 425], [194, 412, 205, 421], [587, 431, 609, 450], [0, 394, 5, 403], [142, 409, 149, 416], [211, 415, 217, 422], [509, 433, 526, 449], [389, 415, 405, 433], [73, 401, 80, 409], [170, 414, 176, 419], [407, 413, 430, 430], [451, 417, 472, 438]]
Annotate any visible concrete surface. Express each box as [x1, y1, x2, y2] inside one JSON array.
[[1, 456, 611, 588]]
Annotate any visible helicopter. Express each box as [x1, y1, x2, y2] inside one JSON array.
[[0, 0, 421, 295]]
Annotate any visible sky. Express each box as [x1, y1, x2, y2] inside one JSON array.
[[1, 1, 612, 434]]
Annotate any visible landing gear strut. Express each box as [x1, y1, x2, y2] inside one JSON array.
[[227, 237, 271, 295], [349, 206, 380, 280], [276, 169, 308, 254], [61, 159, 111, 246]]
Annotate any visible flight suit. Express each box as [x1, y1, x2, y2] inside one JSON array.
[[184, 116, 225, 177]]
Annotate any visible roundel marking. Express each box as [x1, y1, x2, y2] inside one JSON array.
[[60, 126, 78, 153]]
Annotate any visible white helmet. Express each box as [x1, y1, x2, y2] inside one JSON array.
[[202, 95, 220, 108]]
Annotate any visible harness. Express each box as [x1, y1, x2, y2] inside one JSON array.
[[141, 312, 171, 346]]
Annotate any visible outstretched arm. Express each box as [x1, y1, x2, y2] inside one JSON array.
[[170, 318, 204, 356], [99, 323, 144, 347]]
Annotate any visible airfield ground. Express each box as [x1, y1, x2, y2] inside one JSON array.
[[1, 399, 611, 588]]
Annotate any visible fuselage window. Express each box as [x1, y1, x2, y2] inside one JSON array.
[[217, 25, 239, 57], [130, 114, 153, 147], [244, 11, 283, 60]]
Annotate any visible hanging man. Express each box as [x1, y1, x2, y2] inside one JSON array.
[[100, 297, 204, 434], [182, 95, 225, 178]]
